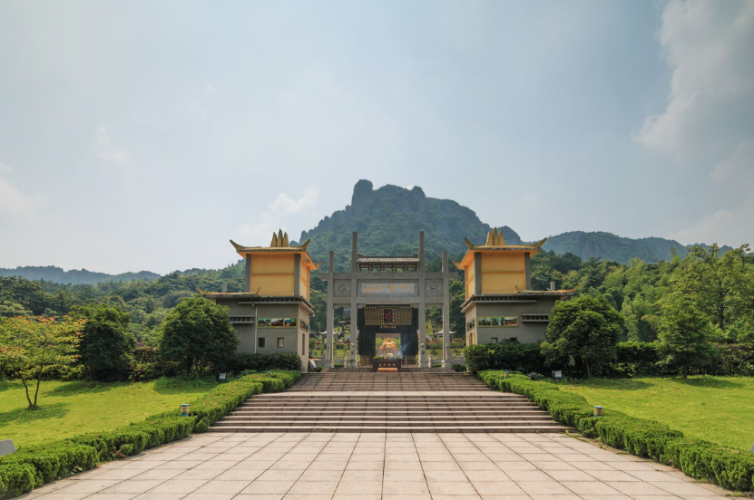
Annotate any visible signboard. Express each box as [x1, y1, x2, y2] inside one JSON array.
[[360, 282, 416, 295], [363, 305, 413, 328]]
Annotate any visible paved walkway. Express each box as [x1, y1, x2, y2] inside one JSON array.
[[24, 432, 730, 500]]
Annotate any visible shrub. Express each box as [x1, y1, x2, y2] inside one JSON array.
[[452, 364, 466, 372], [478, 370, 754, 492], [464, 342, 545, 374], [0, 370, 300, 499]]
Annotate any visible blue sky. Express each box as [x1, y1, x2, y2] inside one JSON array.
[[1, 0, 752, 274]]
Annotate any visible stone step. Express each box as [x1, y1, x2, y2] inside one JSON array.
[[209, 425, 570, 433], [229, 408, 547, 414], [213, 418, 565, 426]]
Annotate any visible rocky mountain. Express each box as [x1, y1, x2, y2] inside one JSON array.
[[298, 180, 709, 268], [297, 180, 521, 270]]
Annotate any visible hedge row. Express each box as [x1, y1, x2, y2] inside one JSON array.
[[478, 370, 754, 492], [0, 370, 300, 499]]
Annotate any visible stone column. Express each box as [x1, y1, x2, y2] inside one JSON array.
[[442, 250, 451, 368], [350, 232, 358, 369], [326, 251, 335, 368], [418, 231, 428, 368]]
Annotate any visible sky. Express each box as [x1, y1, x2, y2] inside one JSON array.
[[0, 0, 752, 275]]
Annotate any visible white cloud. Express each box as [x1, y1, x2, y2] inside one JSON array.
[[94, 126, 129, 166], [0, 179, 44, 216], [0, 162, 13, 174], [637, 0, 754, 161], [238, 187, 320, 245], [639, 0, 754, 246]]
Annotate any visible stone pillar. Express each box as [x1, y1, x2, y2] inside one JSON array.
[[350, 232, 358, 369], [326, 251, 335, 368], [442, 250, 451, 368], [418, 231, 428, 368]]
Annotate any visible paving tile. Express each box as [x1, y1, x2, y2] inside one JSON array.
[[605, 481, 673, 496], [384, 461, 424, 471], [257, 469, 304, 481], [242, 480, 296, 495], [131, 495, 187, 500], [297, 470, 343, 482], [382, 481, 430, 495], [470, 482, 521, 495], [560, 481, 623, 495], [341, 470, 382, 482], [54, 480, 123, 494], [463, 470, 511, 482], [420, 462, 461, 471], [648, 481, 721, 496], [334, 480, 382, 495], [544, 470, 595, 482], [458, 462, 501, 471], [286, 480, 338, 495], [516, 481, 574, 495], [383, 470, 426, 482], [427, 481, 477, 495], [183, 494, 235, 500], [505, 471, 553, 482], [148, 479, 208, 494], [345, 461, 384, 471]]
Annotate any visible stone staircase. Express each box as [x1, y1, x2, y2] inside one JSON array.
[[209, 373, 569, 433]]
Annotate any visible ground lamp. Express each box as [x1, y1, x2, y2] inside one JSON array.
[[594, 406, 603, 417], [180, 404, 189, 417]]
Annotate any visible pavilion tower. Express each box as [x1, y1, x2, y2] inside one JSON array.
[[200, 230, 319, 371], [454, 228, 576, 345]]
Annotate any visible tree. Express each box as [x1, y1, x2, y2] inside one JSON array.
[[159, 296, 238, 377], [541, 295, 624, 378], [72, 304, 135, 381], [0, 316, 86, 408], [675, 244, 749, 331], [658, 295, 715, 377]]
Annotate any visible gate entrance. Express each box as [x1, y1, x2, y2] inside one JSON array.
[[320, 231, 457, 368]]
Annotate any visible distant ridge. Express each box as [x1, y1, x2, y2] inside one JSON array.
[[2, 181, 736, 283], [0, 266, 160, 286]]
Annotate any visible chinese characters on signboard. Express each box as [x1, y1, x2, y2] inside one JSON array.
[[359, 282, 416, 295], [477, 316, 519, 327]]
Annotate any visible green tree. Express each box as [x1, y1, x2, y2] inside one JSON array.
[[541, 295, 624, 378], [159, 296, 238, 377], [657, 295, 716, 377], [676, 244, 750, 331], [0, 316, 85, 408], [72, 304, 135, 381]]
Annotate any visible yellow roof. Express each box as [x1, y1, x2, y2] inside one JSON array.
[[454, 228, 547, 269], [229, 229, 319, 270]]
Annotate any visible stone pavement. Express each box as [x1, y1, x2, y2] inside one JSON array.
[[23, 432, 731, 500]]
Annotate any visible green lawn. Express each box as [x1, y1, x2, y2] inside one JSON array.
[[554, 376, 754, 451], [0, 378, 217, 448]]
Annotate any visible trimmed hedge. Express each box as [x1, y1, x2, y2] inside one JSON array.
[[465, 342, 545, 374], [230, 353, 302, 373], [479, 370, 754, 492], [0, 370, 300, 499]]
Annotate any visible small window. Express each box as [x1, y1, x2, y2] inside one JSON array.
[[277, 338, 285, 348], [302, 334, 306, 353], [491, 337, 498, 344], [258, 337, 266, 348], [508, 337, 518, 343]]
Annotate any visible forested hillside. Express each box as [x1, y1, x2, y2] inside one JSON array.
[[0, 266, 160, 285]]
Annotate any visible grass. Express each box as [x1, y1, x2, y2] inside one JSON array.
[[0, 377, 217, 448], [553, 376, 754, 451]]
